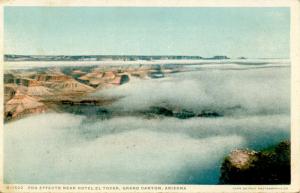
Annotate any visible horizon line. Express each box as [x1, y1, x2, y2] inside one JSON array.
[[4, 54, 290, 60], [3, 54, 290, 59]]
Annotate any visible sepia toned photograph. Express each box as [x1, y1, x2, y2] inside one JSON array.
[[1, 1, 300, 192]]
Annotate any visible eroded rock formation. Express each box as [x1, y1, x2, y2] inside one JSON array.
[[3, 65, 174, 122]]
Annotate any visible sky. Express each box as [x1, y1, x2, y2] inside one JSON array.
[[4, 7, 290, 58]]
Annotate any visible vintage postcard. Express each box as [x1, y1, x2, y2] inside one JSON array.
[[0, 0, 300, 193]]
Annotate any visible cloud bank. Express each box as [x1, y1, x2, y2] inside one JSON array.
[[4, 66, 290, 184], [95, 67, 290, 116]]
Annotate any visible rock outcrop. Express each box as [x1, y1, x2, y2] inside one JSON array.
[[219, 141, 290, 184], [144, 106, 222, 119], [5, 91, 47, 121]]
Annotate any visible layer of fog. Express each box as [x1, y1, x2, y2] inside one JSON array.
[[94, 67, 290, 116], [4, 66, 290, 184], [4, 111, 289, 184], [5, 113, 246, 184]]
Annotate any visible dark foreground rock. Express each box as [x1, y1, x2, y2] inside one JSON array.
[[219, 141, 290, 184]]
